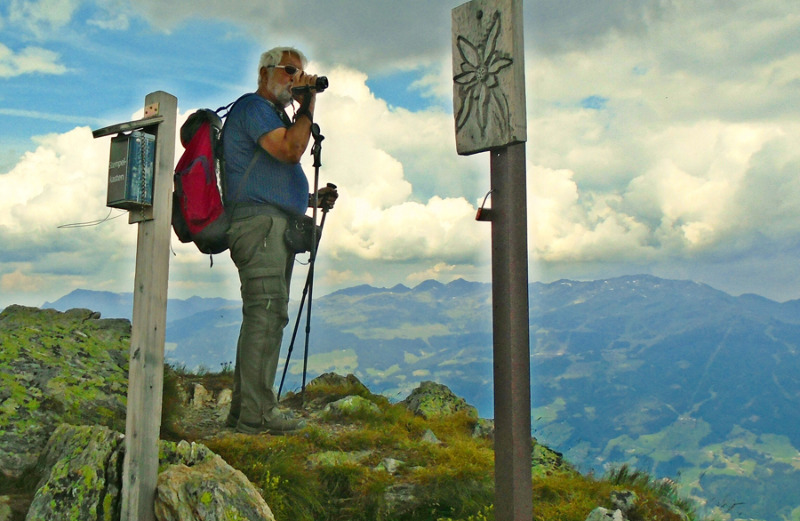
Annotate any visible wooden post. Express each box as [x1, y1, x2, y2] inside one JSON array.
[[452, 1, 531, 520], [119, 92, 177, 521], [452, 0, 526, 155]]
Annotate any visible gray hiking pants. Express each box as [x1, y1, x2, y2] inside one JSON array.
[[227, 211, 294, 426]]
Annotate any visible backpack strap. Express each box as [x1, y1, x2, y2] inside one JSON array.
[[230, 149, 261, 209], [219, 93, 285, 212], [218, 94, 261, 208]]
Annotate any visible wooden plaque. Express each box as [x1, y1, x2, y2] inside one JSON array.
[[452, 0, 526, 155]]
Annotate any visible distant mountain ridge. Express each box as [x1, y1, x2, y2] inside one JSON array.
[[38, 275, 800, 520], [42, 289, 237, 323]]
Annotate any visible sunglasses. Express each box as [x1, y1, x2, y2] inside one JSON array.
[[268, 65, 301, 76]]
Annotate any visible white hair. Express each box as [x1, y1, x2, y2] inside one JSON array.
[[258, 47, 308, 84]]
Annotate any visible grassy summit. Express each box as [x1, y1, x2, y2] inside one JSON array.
[[0, 305, 703, 520]]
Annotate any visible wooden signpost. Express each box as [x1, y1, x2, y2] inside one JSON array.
[[452, 1, 532, 520], [92, 91, 177, 521]]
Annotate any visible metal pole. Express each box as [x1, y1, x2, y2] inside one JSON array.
[[490, 142, 532, 521]]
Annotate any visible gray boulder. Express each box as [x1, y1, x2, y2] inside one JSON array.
[[155, 454, 275, 521], [401, 381, 478, 420], [324, 395, 381, 417], [585, 507, 626, 521], [24, 424, 274, 521], [610, 490, 638, 514], [25, 424, 124, 521]]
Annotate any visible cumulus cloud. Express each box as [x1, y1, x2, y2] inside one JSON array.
[[0, 127, 112, 234], [3, 0, 800, 305], [0, 67, 492, 307], [527, 120, 800, 268], [0, 126, 138, 306], [518, 0, 800, 287], [0, 44, 67, 77], [298, 65, 489, 266]]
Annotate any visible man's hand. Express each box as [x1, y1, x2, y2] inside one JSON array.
[[292, 71, 319, 102], [310, 183, 338, 210]]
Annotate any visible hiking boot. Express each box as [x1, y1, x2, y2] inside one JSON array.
[[236, 410, 306, 435]]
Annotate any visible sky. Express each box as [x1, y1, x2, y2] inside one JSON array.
[[1, 0, 799, 311]]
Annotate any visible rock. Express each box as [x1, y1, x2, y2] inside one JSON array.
[[216, 389, 233, 421], [25, 424, 272, 521], [154, 454, 275, 521], [306, 373, 370, 395], [216, 389, 232, 407], [0, 494, 32, 521], [401, 381, 478, 420], [610, 490, 638, 513], [324, 395, 380, 417], [159, 439, 214, 470], [532, 441, 565, 476], [421, 429, 441, 445], [25, 424, 124, 521], [383, 483, 418, 517], [585, 507, 626, 521], [190, 383, 212, 409], [472, 418, 494, 439], [0, 306, 129, 481], [375, 458, 403, 474]]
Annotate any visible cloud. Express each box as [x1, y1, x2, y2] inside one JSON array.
[[0, 108, 105, 125], [5, 0, 78, 37], [0, 43, 67, 77], [3, 0, 800, 306], [85, 0, 132, 30], [0, 65, 492, 307], [297, 66, 489, 266], [528, 0, 679, 50], [86, 12, 130, 31], [0, 126, 138, 302], [0, 127, 111, 234], [407, 262, 458, 284], [127, 0, 463, 72], [527, 120, 800, 266]]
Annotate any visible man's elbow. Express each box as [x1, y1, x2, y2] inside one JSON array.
[[285, 146, 304, 164]]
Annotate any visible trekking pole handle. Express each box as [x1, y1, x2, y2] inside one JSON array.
[[320, 183, 337, 213]]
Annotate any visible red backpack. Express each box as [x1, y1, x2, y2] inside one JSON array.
[[171, 108, 229, 256]]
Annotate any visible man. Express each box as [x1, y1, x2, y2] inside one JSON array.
[[222, 46, 337, 434]]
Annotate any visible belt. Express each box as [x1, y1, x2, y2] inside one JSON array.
[[230, 203, 288, 220]]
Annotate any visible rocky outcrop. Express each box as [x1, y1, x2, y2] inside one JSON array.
[[25, 424, 123, 521], [401, 380, 479, 420], [0, 306, 697, 520], [25, 423, 274, 521], [0, 306, 130, 481]]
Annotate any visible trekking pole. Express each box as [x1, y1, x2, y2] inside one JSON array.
[[300, 122, 325, 405], [277, 202, 330, 400], [276, 122, 327, 403]]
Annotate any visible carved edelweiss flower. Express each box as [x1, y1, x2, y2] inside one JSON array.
[[454, 11, 513, 135]]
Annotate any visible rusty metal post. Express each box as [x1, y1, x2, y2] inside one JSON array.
[[450, 0, 530, 516], [490, 141, 532, 521]]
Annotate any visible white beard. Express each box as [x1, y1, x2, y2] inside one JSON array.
[[270, 82, 293, 107]]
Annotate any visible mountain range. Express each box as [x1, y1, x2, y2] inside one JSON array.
[[40, 275, 800, 520]]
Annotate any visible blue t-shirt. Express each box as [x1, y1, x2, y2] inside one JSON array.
[[222, 93, 309, 215]]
